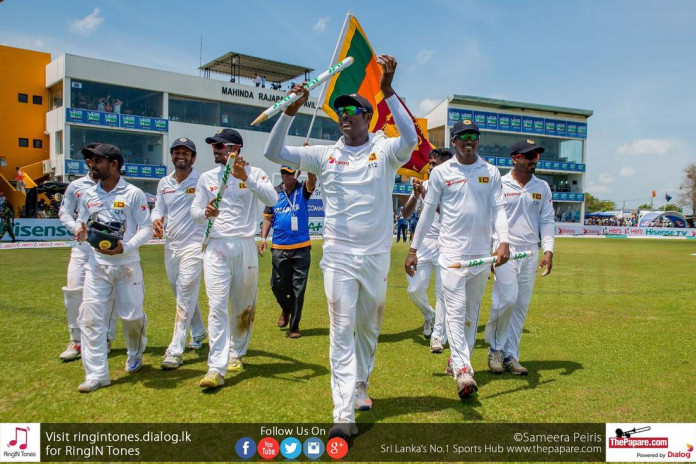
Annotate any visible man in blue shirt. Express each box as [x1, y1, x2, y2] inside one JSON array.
[[258, 166, 317, 338]]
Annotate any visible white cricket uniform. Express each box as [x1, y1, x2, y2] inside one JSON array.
[[405, 180, 446, 341], [77, 177, 153, 383], [151, 169, 206, 357], [190, 164, 276, 376], [264, 94, 418, 423], [58, 175, 118, 344], [485, 172, 555, 360], [412, 155, 509, 374]]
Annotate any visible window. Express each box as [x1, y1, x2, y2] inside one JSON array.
[[56, 131, 63, 155], [18, 93, 28, 103], [170, 95, 343, 140], [19, 138, 29, 147], [69, 126, 163, 166], [462, 131, 585, 165], [48, 83, 63, 110], [33, 139, 43, 148], [69, 80, 162, 117], [33, 95, 43, 105]]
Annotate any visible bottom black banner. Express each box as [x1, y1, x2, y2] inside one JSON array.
[[39, 423, 605, 462]]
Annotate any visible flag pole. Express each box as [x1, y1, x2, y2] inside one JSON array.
[[303, 11, 352, 144]]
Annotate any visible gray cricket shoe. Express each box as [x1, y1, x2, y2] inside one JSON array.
[[78, 378, 111, 393], [488, 349, 504, 374], [503, 356, 528, 375]]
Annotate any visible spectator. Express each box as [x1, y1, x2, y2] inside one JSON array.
[[261, 75, 267, 88], [113, 99, 123, 114], [255, 74, 262, 87], [396, 214, 408, 243], [15, 167, 25, 193], [0, 191, 6, 209], [408, 211, 419, 242]]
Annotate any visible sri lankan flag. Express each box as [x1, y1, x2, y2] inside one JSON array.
[[320, 13, 432, 178]]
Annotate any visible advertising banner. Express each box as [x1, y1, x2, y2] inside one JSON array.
[[447, 109, 587, 139], [66, 108, 168, 132], [65, 160, 166, 179]]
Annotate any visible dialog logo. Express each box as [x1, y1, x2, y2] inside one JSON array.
[[280, 437, 302, 459], [303, 437, 325, 459], [257, 437, 279, 460], [234, 437, 256, 460]]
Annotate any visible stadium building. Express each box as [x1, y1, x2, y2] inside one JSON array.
[[1, 44, 591, 225], [425, 95, 592, 223]]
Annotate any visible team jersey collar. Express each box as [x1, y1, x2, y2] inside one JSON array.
[[169, 167, 199, 184], [335, 131, 384, 151], [504, 171, 539, 189], [96, 176, 127, 194]]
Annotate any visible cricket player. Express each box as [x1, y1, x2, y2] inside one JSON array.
[[152, 137, 207, 370], [485, 139, 554, 375], [406, 119, 510, 399], [401, 148, 453, 353], [264, 55, 418, 434], [191, 128, 277, 389], [58, 149, 119, 361], [74, 144, 152, 393]]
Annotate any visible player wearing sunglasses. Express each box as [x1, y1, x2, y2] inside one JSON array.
[[264, 55, 418, 437], [484, 139, 554, 377], [406, 119, 510, 400]]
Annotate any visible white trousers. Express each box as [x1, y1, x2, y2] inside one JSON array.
[[63, 246, 118, 342], [79, 260, 148, 382], [440, 254, 490, 373], [164, 245, 206, 356], [485, 252, 538, 359], [406, 250, 447, 343], [321, 252, 390, 423], [203, 238, 258, 376]]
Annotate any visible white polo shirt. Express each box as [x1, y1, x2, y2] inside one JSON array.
[[77, 177, 153, 265], [411, 179, 440, 257], [59, 174, 97, 256], [190, 164, 277, 239], [297, 132, 408, 255], [422, 155, 506, 257], [498, 172, 555, 253], [151, 168, 204, 250]]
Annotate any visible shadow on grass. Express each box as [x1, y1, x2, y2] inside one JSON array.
[[277, 327, 330, 338], [475, 360, 584, 399], [378, 327, 429, 347], [358, 395, 483, 422]]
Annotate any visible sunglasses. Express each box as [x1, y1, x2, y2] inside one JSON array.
[[515, 152, 540, 160], [456, 133, 479, 141], [212, 142, 233, 150], [335, 106, 367, 117]]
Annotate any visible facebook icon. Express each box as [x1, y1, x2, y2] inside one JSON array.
[[235, 437, 256, 459]]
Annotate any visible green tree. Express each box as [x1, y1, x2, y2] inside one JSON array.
[[663, 204, 682, 212], [585, 193, 616, 212], [679, 163, 696, 215], [637, 203, 652, 211]]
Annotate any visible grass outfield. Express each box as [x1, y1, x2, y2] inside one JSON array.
[[0, 238, 694, 424]]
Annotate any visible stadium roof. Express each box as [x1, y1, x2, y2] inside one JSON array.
[[200, 52, 314, 83], [451, 94, 593, 118]]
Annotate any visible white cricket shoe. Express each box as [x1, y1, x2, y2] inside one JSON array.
[[430, 337, 443, 354], [78, 378, 110, 393], [125, 355, 143, 373], [354, 382, 373, 411], [60, 341, 81, 361], [422, 316, 434, 339]]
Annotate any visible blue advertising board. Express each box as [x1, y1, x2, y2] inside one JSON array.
[[483, 156, 585, 172], [65, 159, 167, 179], [447, 108, 586, 139], [66, 108, 168, 132]]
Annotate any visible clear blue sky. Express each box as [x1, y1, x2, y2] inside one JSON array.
[[1, 0, 694, 209]]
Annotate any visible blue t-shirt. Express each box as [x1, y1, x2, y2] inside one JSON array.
[[264, 181, 313, 249]]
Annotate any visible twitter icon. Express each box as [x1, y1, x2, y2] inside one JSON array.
[[280, 437, 302, 459]]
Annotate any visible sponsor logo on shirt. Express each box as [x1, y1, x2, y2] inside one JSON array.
[[478, 176, 490, 183], [141, 205, 147, 211], [368, 153, 377, 161], [532, 193, 542, 200], [260, 175, 267, 181], [445, 178, 467, 187], [504, 192, 521, 197], [328, 156, 350, 166], [163, 188, 177, 195], [186, 187, 196, 194], [76, 192, 82, 198], [239, 182, 247, 189], [209, 186, 219, 192], [113, 201, 125, 208], [86, 201, 103, 208]]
